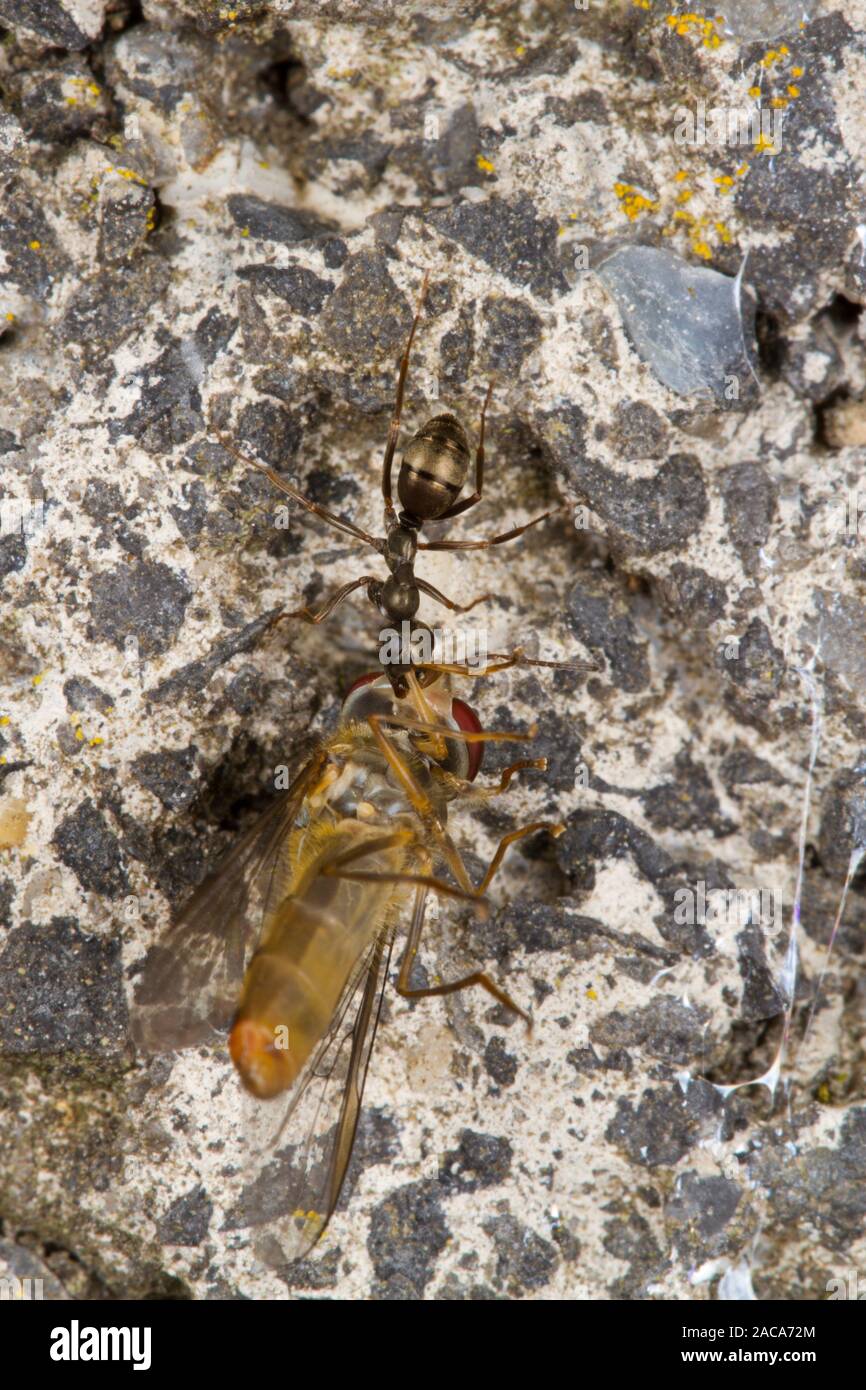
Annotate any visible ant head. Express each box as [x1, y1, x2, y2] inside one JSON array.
[[385, 663, 441, 696], [378, 618, 439, 686]]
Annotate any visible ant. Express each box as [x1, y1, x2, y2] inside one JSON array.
[[219, 272, 588, 697]]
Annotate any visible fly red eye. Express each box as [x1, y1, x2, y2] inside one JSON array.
[[451, 698, 484, 781]]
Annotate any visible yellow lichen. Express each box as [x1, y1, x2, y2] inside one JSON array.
[[666, 12, 722, 47], [113, 166, 147, 185], [614, 183, 659, 220], [0, 799, 29, 849], [754, 133, 778, 154]]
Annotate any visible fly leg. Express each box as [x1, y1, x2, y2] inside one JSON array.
[[365, 709, 537, 892], [396, 884, 530, 1024], [475, 821, 565, 893], [395, 820, 564, 1028], [365, 713, 484, 894], [445, 758, 550, 801], [321, 830, 488, 917]]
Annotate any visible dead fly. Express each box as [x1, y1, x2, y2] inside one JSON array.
[[218, 271, 581, 697], [133, 670, 562, 1263]]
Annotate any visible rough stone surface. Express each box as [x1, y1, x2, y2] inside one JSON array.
[[1, 0, 865, 1304]]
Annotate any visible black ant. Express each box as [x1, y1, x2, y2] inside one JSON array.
[[219, 273, 586, 697]]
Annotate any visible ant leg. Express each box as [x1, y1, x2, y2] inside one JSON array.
[[415, 654, 522, 680], [415, 649, 599, 679], [414, 576, 491, 614], [382, 272, 430, 523], [396, 885, 529, 1024], [433, 381, 492, 522], [216, 435, 384, 551], [275, 575, 378, 626], [418, 509, 559, 551]]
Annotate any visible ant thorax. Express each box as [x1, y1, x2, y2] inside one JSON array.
[[383, 519, 419, 571]]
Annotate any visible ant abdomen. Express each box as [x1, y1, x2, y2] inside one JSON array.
[[398, 413, 469, 521]]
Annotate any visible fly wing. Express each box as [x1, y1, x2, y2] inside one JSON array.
[[131, 748, 327, 1053], [223, 929, 394, 1268]]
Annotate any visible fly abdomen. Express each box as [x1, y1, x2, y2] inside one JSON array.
[[398, 413, 469, 520], [229, 901, 337, 1099], [230, 834, 407, 1099]]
